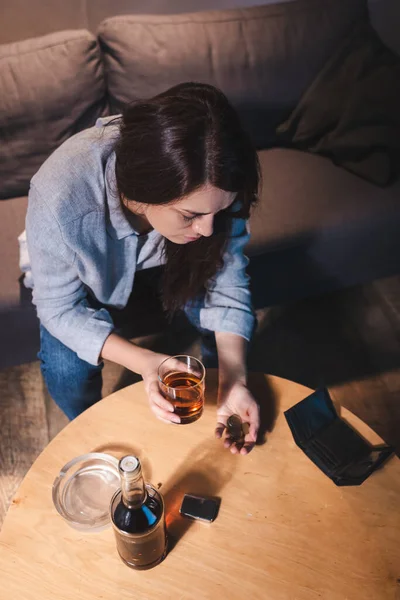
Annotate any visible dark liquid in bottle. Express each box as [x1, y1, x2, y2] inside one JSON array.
[[113, 494, 162, 533], [161, 371, 204, 424], [112, 491, 167, 570]]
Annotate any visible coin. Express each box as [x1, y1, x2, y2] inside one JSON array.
[[226, 414, 244, 440]]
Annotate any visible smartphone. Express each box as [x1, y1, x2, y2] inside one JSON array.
[[179, 494, 221, 523]]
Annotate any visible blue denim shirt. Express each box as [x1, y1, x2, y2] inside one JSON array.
[[25, 117, 254, 365]]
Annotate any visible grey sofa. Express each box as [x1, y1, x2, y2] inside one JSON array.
[[1, 0, 399, 369]]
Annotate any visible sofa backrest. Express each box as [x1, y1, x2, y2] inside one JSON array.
[[0, 31, 105, 200], [0, 0, 367, 199], [99, 0, 367, 149]]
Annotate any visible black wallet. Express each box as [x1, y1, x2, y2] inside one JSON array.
[[284, 388, 394, 486]]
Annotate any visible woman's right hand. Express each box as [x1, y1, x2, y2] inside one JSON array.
[[141, 352, 181, 424], [101, 334, 181, 424]]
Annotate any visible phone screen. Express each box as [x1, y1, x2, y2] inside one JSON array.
[[180, 494, 220, 522]]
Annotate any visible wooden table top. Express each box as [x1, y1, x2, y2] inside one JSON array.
[[0, 371, 399, 600]]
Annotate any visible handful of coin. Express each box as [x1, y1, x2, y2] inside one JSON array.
[[226, 414, 245, 442]]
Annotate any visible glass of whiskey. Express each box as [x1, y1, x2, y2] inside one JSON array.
[[158, 355, 205, 424]]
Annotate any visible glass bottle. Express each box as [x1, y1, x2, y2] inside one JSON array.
[[110, 456, 167, 570]]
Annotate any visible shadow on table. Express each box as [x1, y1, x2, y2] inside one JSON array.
[[247, 372, 280, 446], [161, 438, 237, 553]]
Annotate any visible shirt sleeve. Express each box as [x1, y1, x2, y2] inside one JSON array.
[[26, 185, 114, 365], [197, 217, 255, 340]]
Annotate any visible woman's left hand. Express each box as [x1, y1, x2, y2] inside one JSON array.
[[215, 382, 260, 455]]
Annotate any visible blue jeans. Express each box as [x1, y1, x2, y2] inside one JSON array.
[[38, 296, 217, 420], [39, 324, 104, 420]]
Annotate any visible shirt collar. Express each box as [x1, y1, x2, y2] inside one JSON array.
[[105, 152, 139, 240]]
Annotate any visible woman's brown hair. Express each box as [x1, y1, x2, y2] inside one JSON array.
[[114, 82, 260, 313]]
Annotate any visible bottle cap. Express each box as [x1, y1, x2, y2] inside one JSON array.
[[52, 452, 120, 532], [119, 456, 140, 473]]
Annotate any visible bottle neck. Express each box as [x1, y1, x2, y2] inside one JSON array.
[[119, 456, 146, 509]]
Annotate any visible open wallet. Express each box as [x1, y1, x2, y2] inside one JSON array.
[[284, 388, 394, 486]]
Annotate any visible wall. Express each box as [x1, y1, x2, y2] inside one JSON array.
[[0, 0, 293, 44], [368, 0, 400, 55]]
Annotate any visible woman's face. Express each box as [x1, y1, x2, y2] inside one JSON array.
[[128, 183, 236, 244]]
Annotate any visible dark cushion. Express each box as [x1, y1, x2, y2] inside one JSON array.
[[369, 0, 400, 58], [98, 0, 367, 149], [0, 30, 106, 199], [247, 148, 400, 256], [276, 22, 400, 186]]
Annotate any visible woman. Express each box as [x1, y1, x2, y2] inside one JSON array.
[[25, 82, 261, 454]]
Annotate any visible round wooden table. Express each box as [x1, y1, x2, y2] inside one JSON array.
[[0, 372, 399, 600]]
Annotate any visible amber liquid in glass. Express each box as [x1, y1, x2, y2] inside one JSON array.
[[162, 371, 204, 424]]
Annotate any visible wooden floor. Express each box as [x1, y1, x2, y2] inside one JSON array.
[[1, 275, 399, 528]]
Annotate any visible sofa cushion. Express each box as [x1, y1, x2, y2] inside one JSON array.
[[98, 0, 366, 149], [0, 30, 106, 200], [247, 148, 400, 256], [0, 196, 28, 307]]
